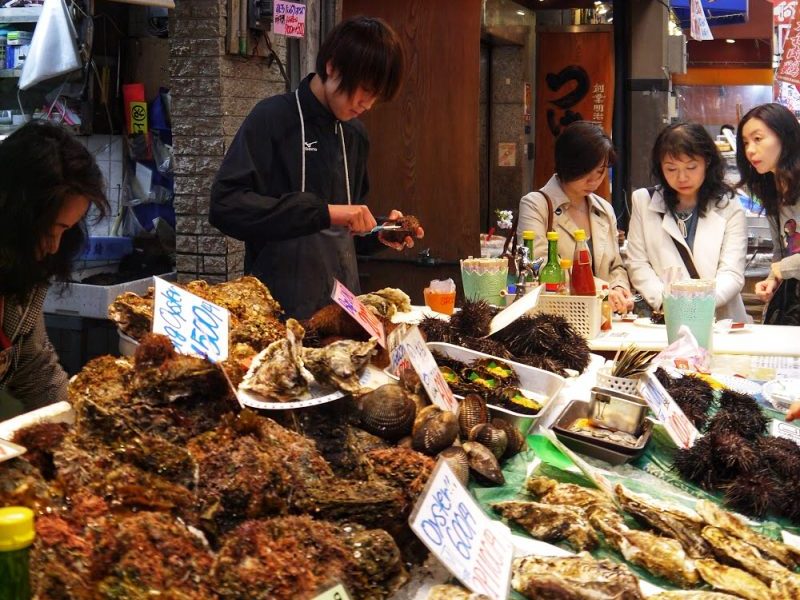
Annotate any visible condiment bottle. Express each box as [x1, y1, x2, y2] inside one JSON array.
[[601, 284, 612, 330], [0, 506, 34, 600], [558, 258, 572, 294], [570, 229, 596, 296], [539, 231, 563, 293], [522, 230, 535, 283]]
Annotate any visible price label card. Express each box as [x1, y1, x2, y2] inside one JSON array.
[[387, 323, 412, 377], [410, 460, 513, 600], [770, 419, 800, 447], [152, 277, 230, 362], [0, 438, 26, 464], [396, 327, 458, 412], [331, 279, 386, 348], [312, 583, 351, 600], [540, 429, 616, 500], [638, 372, 698, 449]]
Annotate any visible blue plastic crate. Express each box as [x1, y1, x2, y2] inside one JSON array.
[[79, 236, 133, 261]]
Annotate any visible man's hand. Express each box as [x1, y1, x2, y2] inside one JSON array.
[[379, 209, 425, 250], [609, 287, 634, 313], [755, 278, 779, 303], [786, 401, 800, 422], [329, 204, 377, 234]]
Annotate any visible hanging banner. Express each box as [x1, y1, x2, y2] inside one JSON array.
[[777, 2, 800, 88], [689, 0, 714, 41], [533, 27, 614, 192]]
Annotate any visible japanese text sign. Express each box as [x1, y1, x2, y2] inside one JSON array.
[[273, 1, 306, 38], [690, 0, 714, 41], [410, 460, 513, 600], [393, 327, 458, 412], [152, 277, 230, 362], [331, 279, 386, 347], [770, 419, 800, 447], [638, 372, 699, 449], [778, 6, 800, 86]]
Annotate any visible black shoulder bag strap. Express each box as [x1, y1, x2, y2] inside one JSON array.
[[647, 186, 701, 279]]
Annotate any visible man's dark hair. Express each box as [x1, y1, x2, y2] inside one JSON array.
[[736, 102, 800, 218], [0, 120, 108, 301], [554, 121, 616, 183], [316, 15, 404, 102], [651, 121, 732, 217]]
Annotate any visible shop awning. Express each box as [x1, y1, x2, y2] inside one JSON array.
[[670, 0, 748, 28]]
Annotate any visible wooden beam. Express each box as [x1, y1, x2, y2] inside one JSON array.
[[672, 68, 774, 86]]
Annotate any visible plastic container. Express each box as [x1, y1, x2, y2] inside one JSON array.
[[531, 294, 602, 339], [596, 365, 641, 396], [0, 506, 34, 600]]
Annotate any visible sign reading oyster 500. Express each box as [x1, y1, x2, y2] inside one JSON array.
[[152, 277, 230, 362]]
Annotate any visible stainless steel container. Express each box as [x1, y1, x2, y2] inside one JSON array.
[[589, 387, 649, 435]]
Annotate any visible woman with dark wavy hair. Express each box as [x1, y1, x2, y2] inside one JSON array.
[[737, 103, 800, 321], [0, 121, 108, 412], [627, 121, 748, 321]]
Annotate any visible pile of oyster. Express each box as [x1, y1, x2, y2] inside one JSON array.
[[2, 333, 441, 599], [490, 475, 800, 599]]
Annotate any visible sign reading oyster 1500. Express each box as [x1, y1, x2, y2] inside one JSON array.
[[152, 277, 230, 362]]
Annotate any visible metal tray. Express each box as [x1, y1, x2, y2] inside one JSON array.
[[589, 386, 649, 435], [552, 400, 652, 465]]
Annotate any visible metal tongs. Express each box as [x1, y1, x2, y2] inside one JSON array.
[[356, 223, 402, 236]]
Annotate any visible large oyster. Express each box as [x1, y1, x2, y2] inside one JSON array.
[[511, 554, 644, 600], [701, 526, 798, 585], [648, 593, 742, 599], [239, 318, 314, 400], [185, 275, 282, 321], [694, 558, 771, 600], [524, 475, 616, 516], [358, 287, 411, 318], [107, 291, 153, 339], [303, 338, 377, 393], [492, 500, 598, 551], [427, 585, 490, 600]]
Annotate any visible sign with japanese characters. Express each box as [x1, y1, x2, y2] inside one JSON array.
[[331, 279, 386, 347], [273, 1, 306, 38], [770, 419, 800, 447], [638, 372, 699, 449], [392, 326, 458, 412], [410, 460, 513, 600], [152, 277, 230, 362], [689, 0, 714, 41], [533, 28, 614, 193], [778, 4, 800, 86]]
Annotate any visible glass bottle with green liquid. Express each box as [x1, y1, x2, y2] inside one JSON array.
[[539, 231, 563, 293], [0, 506, 34, 600], [522, 230, 535, 283]]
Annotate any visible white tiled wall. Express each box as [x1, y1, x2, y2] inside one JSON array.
[[79, 134, 124, 236]]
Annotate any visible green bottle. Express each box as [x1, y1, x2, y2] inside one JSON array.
[[539, 231, 563, 293], [522, 230, 535, 283], [0, 506, 34, 600]]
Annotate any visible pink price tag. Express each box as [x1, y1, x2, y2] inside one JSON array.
[[331, 280, 386, 347]]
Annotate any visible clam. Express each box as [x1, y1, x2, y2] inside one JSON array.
[[359, 384, 416, 441], [468, 423, 507, 459], [457, 394, 489, 438], [492, 417, 527, 459], [438, 446, 470, 486], [462, 441, 505, 486], [412, 406, 459, 455]]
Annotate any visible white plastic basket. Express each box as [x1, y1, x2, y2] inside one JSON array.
[[531, 294, 602, 339], [596, 365, 641, 396]]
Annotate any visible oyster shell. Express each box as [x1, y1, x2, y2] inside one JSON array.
[[701, 525, 796, 585], [648, 593, 741, 599], [359, 384, 416, 441], [694, 558, 771, 600], [468, 423, 508, 459], [511, 554, 644, 600], [438, 446, 470, 486], [427, 584, 490, 600], [524, 476, 615, 516], [412, 406, 459, 455], [239, 319, 314, 401], [457, 393, 490, 438], [368, 287, 412, 313], [380, 214, 422, 244], [462, 441, 504, 485], [492, 500, 598, 551], [303, 338, 377, 393], [108, 291, 153, 340]]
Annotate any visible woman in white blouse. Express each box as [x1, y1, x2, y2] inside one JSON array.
[[626, 122, 748, 321]]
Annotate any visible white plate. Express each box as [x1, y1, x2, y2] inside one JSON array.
[[633, 317, 665, 328], [762, 378, 800, 413]]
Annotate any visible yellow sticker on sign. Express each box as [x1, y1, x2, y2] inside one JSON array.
[[130, 101, 148, 134]]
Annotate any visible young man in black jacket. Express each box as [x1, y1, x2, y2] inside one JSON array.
[[210, 16, 422, 319]]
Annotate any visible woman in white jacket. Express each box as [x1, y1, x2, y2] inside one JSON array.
[[626, 122, 748, 322]]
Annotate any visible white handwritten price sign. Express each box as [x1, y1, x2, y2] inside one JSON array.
[[540, 428, 616, 500], [410, 460, 513, 600], [387, 323, 412, 377], [0, 438, 26, 464], [311, 584, 351, 600], [330, 279, 386, 347], [770, 420, 800, 448], [638, 372, 698, 449], [397, 327, 458, 412], [152, 277, 230, 362], [273, 0, 306, 38]]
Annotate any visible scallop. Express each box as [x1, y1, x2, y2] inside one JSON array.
[[412, 406, 459, 455], [492, 417, 527, 459], [438, 446, 470, 486], [359, 384, 416, 441], [462, 441, 505, 485], [457, 394, 490, 438], [468, 423, 507, 459]]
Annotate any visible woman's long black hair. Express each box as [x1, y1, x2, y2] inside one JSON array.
[[736, 102, 800, 218], [0, 121, 108, 301], [651, 121, 732, 217]]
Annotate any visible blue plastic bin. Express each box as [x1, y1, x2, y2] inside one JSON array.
[[79, 236, 133, 261]]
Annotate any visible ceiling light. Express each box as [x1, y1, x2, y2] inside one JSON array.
[[516, 10, 525, 16], [726, 38, 735, 44]]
